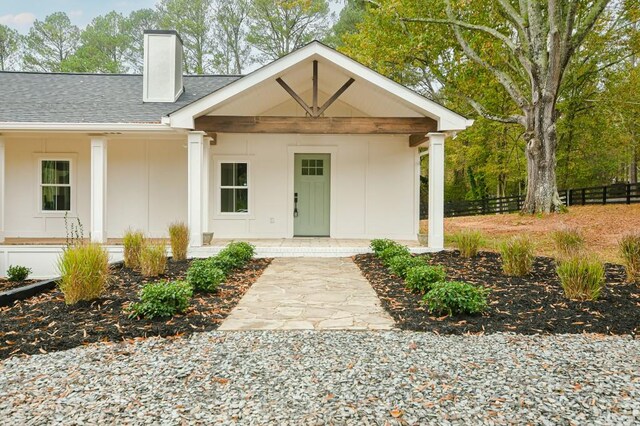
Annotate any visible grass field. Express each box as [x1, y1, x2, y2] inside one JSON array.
[[422, 204, 640, 263]]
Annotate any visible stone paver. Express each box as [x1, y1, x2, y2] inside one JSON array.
[[219, 257, 395, 330]]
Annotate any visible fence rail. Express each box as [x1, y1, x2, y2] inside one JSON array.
[[420, 183, 640, 219]]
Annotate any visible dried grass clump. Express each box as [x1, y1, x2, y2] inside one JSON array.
[[57, 243, 109, 304], [139, 241, 167, 277], [619, 233, 640, 283], [123, 229, 145, 269], [500, 236, 535, 276], [451, 230, 483, 258], [556, 256, 605, 301], [551, 227, 585, 259], [168, 222, 189, 261]]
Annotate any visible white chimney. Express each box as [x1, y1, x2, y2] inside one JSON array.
[[143, 30, 184, 103]]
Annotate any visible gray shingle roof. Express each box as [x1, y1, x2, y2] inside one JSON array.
[[0, 72, 241, 124]]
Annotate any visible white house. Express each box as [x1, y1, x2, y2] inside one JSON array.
[[0, 30, 472, 277]]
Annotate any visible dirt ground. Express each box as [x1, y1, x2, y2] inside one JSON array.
[[422, 204, 640, 262]]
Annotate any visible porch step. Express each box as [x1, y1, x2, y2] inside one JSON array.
[[189, 245, 434, 258]]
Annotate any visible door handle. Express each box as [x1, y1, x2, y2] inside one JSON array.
[[294, 192, 299, 217]]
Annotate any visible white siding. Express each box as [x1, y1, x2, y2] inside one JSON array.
[[3, 134, 187, 239]]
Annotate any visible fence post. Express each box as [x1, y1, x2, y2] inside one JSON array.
[[627, 183, 632, 204], [566, 189, 571, 207], [581, 188, 586, 205], [602, 185, 607, 205]]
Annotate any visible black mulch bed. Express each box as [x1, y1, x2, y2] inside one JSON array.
[[0, 279, 39, 293], [0, 258, 272, 359], [354, 251, 639, 336]]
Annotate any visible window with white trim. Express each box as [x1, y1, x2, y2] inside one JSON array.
[[220, 162, 248, 213], [40, 159, 72, 211]]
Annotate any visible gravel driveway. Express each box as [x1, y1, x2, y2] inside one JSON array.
[[1, 331, 638, 425]]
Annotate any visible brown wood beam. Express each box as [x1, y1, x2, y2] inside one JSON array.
[[312, 60, 318, 115], [276, 77, 314, 116], [205, 132, 217, 145], [316, 78, 355, 116], [195, 116, 438, 134], [409, 134, 429, 147]]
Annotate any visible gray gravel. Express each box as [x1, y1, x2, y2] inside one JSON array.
[[1, 331, 638, 425]]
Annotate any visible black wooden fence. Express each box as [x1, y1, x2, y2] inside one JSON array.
[[420, 183, 640, 219]]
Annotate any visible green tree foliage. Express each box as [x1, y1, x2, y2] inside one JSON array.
[[0, 24, 21, 71], [211, 0, 252, 74], [157, 0, 214, 74], [66, 12, 131, 73], [248, 0, 331, 61], [125, 9, 161, 73], [23, 12, 80, 72], [325, 0, 366, 47]]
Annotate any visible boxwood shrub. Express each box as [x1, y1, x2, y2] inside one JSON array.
[[129, 280, 193, 319], [404, 264, 446, 293], [222, 242, 256, 264], [422, 281, 489, 315]]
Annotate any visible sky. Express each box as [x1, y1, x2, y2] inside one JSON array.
[[0, 1, 160, 32], [0, 0, 343, 33]]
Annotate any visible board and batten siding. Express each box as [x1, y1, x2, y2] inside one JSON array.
[[208, 133, 419, 240], [2, 134, 187, 239]]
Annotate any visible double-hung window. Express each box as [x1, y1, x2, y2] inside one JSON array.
[[220, 162, 249, 213], [40, 159, 72, 212]]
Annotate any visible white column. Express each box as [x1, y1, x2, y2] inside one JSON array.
[[201, 137, 211, 234], [0, 136, 5, 243], [188, 131, 205, 247], [428, 132, 445, 250], [90, 136, 108, 243]]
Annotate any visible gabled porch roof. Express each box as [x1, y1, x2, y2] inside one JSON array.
[[168, 41, 473, 132]]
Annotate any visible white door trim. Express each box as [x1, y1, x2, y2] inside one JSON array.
[[287, 145, 338, 238]]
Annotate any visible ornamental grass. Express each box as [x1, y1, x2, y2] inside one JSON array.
[[57, 243, 110, 305], [168, 222, 189, 261], [139, 241, 167, 277]]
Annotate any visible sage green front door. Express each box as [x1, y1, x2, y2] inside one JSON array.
[[294, 154, 331, 236]]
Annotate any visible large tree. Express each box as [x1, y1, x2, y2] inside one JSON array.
[[157, 0, 214, 74], [0, 24, 21, 71], [23, 12, 80, 72], [211, 0, 252, 74], [124, 8, 161, 73], [68, 11, 132, 73], [248, 0, 331, 61], [346, 0, 612, 213]]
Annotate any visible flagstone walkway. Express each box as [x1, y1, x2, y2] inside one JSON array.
[[219, 257, 396, 330]]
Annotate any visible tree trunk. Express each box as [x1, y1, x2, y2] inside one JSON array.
[[521, 102, 564, 213], [630, 138, 638, 184]]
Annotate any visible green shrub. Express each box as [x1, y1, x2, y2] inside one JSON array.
[[7, 265, 31, 282], [551, 227, 584, 258], [221, 241, 256, 264], [500, 236, 535, 276], [378, 245, 411, 265], [370, 239, 398, 255], [387, 254, 428, 278], [168, 222, 189, 262], [422, 281, 489, 315], [619, 233, 640, 283], [405, 264, 447, 293], [123, 229, 145, 269], [186, 259, 226, 292], [57, 243, 110, 305], [139, 242, 167, 277], [209, 252, 243, 273], [451, 230, 483, 258], [556, 256, 605, 301], [129, 280, 193, 319]]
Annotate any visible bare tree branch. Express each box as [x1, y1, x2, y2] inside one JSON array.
[[443, 0, 528, 108], [465, 96, 525, 124]]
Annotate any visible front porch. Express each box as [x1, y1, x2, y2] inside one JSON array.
[[0, 237, 433, 279]]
